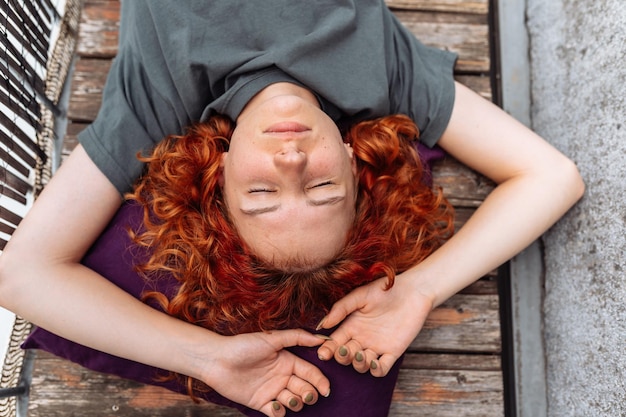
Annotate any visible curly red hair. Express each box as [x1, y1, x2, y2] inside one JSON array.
[[127, 114, 453, 397], [128, 114, 453, 335]]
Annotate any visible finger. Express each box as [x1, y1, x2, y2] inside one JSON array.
[[317, 287, 367, 330], [292, 353, 331, 398], [334, 339, 362, 365], [370, 353, 399, 378], [353, 348, 378, 374], [267, 328, 326, 350], [317, 322, 355, 361], [316, 338, 339, 362], [276, 389, 303, 412], [259, 400, 285, 417], [286, 375, 319, 406]]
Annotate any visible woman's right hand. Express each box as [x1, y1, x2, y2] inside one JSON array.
[[198, 330, 330, 416]]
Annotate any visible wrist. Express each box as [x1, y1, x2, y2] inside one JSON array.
[[162, 320, 224, 383], [396, 266, 440, 310]]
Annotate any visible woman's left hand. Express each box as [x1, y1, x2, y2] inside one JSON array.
[[315, 272, 434, 377]]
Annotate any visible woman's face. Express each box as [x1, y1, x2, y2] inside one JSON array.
[[221, 83, 358, 270]]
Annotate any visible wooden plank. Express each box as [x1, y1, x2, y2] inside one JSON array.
[[395, 11, 490, 73], [433, 157, 496, 208], [61, 122, 85, 162], [412, 294, 501, 353], [390, 368, 504, 417], [455, 74, 492, 101], [386, 0, 489, 14], [66, 58, 109, 122], [76, 0, 120, 59], [28, 351, 501, 417], [28, 352, 242, 417], [401, 353, 501, 371]]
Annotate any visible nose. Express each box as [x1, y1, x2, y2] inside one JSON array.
[[274, 147, 307, 173]]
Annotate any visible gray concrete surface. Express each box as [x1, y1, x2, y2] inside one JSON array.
[[526, 0, 626, 415]]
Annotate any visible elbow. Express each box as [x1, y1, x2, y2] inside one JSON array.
[[0, 245, 29, 312], [566, 158, 585, 203], [555, 155, 586, 208]]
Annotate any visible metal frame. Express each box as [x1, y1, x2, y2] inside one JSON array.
[[495, 1, 549, 416]]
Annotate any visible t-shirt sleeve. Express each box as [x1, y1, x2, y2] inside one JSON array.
[[78, 50, 181, 195], [77, 1, 185, 195], [386, 13, 457, 148]]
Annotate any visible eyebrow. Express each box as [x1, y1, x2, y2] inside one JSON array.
[[240, 195, 346, 216]]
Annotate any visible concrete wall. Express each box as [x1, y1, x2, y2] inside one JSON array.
[[525, 0, 626, 415]]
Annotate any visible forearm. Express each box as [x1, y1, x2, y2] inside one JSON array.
[[404, 81, 585, 307], [407, 157, 584, 307], [0, 144, 215, 381], [0, 256, 216, 381]]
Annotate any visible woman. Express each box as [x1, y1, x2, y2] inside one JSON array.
[[0, 1, 584, 416], [23, 112, 453, 416]]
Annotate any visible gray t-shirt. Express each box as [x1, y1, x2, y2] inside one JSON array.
[[79, 0, 457, 194]]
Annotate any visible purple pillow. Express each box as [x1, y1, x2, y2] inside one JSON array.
[[22, 202, 402, 416]]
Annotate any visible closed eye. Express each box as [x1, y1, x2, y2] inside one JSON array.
[[311, 181, 333, 188], [248, 188, 276, 193]]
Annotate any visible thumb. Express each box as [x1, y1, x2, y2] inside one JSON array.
[[317, 286, 367, 330]]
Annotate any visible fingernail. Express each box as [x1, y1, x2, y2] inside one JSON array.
[[355, 351, 364, 362], [289, 398, 298, 408], [314, 334, 332, 340], [324, 389, 331, 398], [315, 316, 327, 331], [304, 393, 314, 404], [370, 360, 378, 370], [338, 346, 348, 357], [318, 353, 327, 361], [272, 401, 281, 411]]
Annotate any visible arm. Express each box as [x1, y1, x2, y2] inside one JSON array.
[[0, 145, 329, 416], [316, 81, 585, 375]]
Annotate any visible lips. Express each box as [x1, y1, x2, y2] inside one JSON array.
[[264, 122, 311, 133]]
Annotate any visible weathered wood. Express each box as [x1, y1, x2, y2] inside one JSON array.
[[76, 0, 119, 59], [401, 353, 501, 371], [433, 157, 496, 208], [61, 122, 84, 160], [386, 0, 489, 14], [66, 58, 109, 122], [460, 273, 498, 295], [412, 294, 501, 353], [395, 11, 491, 73], [28, 351, 241, 417], [390, 368, 504, 417], [29, 351, 502, 417], [456, 74, 492, 101]]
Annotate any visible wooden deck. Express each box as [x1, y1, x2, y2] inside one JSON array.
[[26, 0, 504, 416]]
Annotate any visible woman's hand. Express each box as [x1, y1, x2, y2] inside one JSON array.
[[200, 330, 331, 416], [315, 273, 433, 377]]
